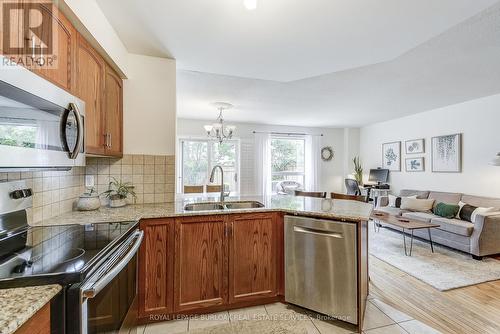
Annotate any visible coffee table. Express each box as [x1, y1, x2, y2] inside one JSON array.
[[371, 211, 440, 256]]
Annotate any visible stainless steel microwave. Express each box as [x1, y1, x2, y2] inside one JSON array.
[[0, 56, 85, 170]]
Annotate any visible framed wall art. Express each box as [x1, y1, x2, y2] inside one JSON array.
[[382, 141, 401, 171], [431, 133, 462, 173]]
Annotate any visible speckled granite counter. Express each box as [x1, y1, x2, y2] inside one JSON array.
[[31, 195, 373, 227], [0, 284, 61, 334]]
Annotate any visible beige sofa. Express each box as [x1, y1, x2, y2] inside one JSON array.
[[378, 189, 500, 260]]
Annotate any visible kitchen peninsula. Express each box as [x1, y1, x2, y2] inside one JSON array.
[[32, 195, 372, 333]]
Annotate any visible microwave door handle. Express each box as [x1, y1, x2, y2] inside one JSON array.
[[81, 230, 144, 299], [68, 103, 83, 160]]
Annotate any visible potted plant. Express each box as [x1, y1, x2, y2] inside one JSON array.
[[103, 177, 136, 208], [353, 156, 363, 185], [76, 187, 101, 211]]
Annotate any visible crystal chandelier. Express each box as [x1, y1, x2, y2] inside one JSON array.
[[204, 102, 236, 144]]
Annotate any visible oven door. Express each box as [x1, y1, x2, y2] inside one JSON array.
[[80, 230, 143, 334]]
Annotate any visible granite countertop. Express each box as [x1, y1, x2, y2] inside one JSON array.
[[0, 284, 61, 334], [32, 195, 373, 227]]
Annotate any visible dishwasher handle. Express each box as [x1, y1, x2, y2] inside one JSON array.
[[293, 225, 344, 239]]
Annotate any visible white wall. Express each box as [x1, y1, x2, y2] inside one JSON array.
[[124, 54, 176, 155], [177, 119, 359, 195], [360, 93, 500, 197]]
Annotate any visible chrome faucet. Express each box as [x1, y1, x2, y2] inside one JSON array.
[[209, 165, 228, 204]]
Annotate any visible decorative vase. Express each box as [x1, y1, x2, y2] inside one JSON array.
[[109, 197, 127, 208], [76, 195, 101, 211]]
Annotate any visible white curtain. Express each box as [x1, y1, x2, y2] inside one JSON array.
[[254, 133, 272, 196], [305, 135, 321, 191]]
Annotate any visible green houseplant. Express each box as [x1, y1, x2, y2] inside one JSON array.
[[102, 177, 136, 208], [353, 156, 363, 185]]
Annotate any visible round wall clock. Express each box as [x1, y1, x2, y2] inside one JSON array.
[[321, 146, 334, 161]]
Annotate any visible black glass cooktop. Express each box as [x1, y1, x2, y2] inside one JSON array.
[[0, 221, 138, 287]]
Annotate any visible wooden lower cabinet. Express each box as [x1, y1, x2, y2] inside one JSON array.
[[228, 213, 278, 303], [15, 303, 50, 334], [138, 212, 283, 319], [138, 219, 174, 318], [174, 215, 227, 312]]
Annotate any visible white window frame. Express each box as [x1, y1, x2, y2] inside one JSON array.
[[177, 137, 240, 195], [270, 135, 306, 192]]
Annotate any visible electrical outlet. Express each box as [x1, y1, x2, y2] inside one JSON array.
[[85, 175, 95, 188]]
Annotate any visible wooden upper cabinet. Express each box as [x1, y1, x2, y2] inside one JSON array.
[[228, 213, 278, 303], [0, 1, 24, 57], [138, 219, 174, 317], [27, 2, 76, 92], [74, 33, 106, 155], [103, 64, 123, 157], [174, 216, 227, 312]]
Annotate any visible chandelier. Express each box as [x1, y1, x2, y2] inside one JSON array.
[[204, 102, 236, 144]]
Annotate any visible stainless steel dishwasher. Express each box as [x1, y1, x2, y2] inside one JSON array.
[[285, 215, 358, 324]]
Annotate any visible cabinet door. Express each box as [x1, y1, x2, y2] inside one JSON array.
[[138, 219, 174, 317], [103, 64, 123, 157], [75, 34, 105, 155], [27, 2, 75, 92], [0, 1, 24, 58], [174, 216, 227, 312], [228, 213, 277, 303]]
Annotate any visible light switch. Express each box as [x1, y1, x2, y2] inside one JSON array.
[[85, 175, 95, 188]]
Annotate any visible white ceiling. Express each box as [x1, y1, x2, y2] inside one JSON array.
[[177, 3, 500, 127], [97, 0, 496, 82], [97, 0, 500, 127]]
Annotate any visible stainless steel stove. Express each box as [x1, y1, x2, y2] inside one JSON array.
[[0, 180, 143, 334]]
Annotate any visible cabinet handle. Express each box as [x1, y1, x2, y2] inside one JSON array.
[[103, 133, 110, 148], [109, 133, 112, 148]]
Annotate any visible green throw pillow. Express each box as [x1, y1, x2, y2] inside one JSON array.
[[434, 202, 460, 219]]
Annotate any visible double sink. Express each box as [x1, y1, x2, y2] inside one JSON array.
[[184, 201, 264, 212]]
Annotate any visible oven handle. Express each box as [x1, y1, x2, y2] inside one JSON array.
[[81, 230, 143, 299], [68, 102, 83, 160]]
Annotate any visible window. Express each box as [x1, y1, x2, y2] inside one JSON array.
[[179, 139, 239, 194], [271, 136, 305, 192]]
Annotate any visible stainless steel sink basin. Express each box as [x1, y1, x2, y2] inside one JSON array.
[[183, 201, 265, 211], [224, 201, 265, 210], [184, 203, 224, 211]]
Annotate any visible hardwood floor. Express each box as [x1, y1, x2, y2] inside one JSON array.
[[369, 255, 500, 334]]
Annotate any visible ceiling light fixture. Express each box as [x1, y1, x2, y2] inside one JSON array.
[[243, 0, 257, 10], [204, 102, 236, 144]]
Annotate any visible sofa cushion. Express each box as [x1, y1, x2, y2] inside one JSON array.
[[400, 198, 435, 212], [400, 189, 429, 199], [402, 211, 438, 223], [428, 191, 462, 209], [460, 194, 500, 210], [431, 217, 475, 237], [377, 206, 405, 216], [434, 202, 460, 219]]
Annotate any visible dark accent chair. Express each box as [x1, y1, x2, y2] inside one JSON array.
[[331, 192, 367, 202], [345, 179, 361, 196], [294, 190, 327, 198]]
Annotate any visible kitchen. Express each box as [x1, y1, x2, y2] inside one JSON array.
[[0, 1, 374, 334]]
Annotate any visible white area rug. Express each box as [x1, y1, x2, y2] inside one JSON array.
[[369, 222, 500, 291]]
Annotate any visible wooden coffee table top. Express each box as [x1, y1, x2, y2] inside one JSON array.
[[371, 211, 440, 230]]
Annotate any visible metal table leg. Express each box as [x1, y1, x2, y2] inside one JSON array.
[[403, 228, 407, 256], [428, 228, 434, 253], [409, 230, 414, 256]]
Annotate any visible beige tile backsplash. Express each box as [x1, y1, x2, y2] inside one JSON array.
[[86, 154, 175, 205], [0, 154, 175, 224], [0, 168, 86, 224]]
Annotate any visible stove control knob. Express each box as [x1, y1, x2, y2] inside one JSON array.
[[10, 190, 24, 200], [9, 188, 33, 199]]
